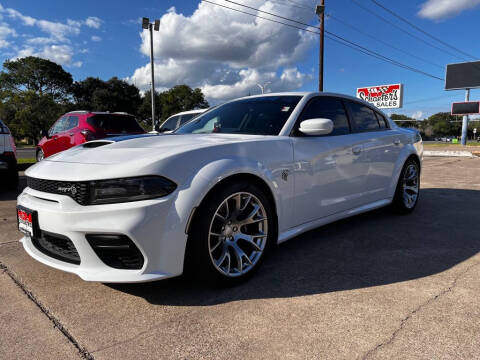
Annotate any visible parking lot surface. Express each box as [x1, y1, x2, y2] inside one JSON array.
[[1, 157, 480, 359]]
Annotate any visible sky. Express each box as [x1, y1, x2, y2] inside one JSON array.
[[1, 0, 480, 118]]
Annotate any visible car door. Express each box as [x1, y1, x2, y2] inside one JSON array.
[[292, 96, 370, 225], [344, 101, 401, 202], [42, 116, 67, 157], [62, 115, 80, 151]]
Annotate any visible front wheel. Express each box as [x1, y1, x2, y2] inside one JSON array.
[[391, 158, 420, 214], [36, 149, 44, 162], [186, 182, 275, 285]]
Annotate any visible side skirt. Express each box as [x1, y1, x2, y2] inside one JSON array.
[[277, 198, 392, 244]]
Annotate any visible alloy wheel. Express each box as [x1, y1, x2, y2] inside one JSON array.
[[402, 163, 419, 209], [208, 192, 268, 277]]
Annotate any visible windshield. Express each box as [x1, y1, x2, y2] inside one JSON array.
[[175, 96, 302, 136]]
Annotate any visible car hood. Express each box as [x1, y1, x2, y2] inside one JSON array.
[[41, 133, 269, 165]]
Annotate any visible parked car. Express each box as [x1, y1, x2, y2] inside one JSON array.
[[36, 111, 145, 161], [0, 119, 18, 190], [158, 109, 208, 132], [17, 92, 422, 285]]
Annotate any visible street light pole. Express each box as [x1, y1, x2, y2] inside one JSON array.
[[142, 17, 160, 131], [461, 88, 470, 145], [316, 1, 325, 92]]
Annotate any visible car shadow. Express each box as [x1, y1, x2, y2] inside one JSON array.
[[0, 173, 27, 201], [108, 187, 480, 306]]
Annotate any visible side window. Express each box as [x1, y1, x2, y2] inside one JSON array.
[[65, 116, 79, 131], [347, 102, 380, 132], [179, 113, 195, 127], [160, 116, 180, 131], [299, 97, 350, 136], [49, 117, 67, 136], [375, 112, 388, 129]]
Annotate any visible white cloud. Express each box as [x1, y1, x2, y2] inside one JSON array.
[[15, 44, 74, 66], [85, 16, 102, 29], [127, 0, 315, 102], [0, 39, 9, 48], [0, 5, 103, 66], [418, 0, 480, 20], [91, 35, 101, 42], [412, 111, 424, 120]]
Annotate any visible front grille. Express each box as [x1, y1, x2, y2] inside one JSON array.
[[27, 177, 90, 205], [32, 231, 80, 265]]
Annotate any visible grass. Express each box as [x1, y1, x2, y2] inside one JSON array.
[[17, 158, 36, 164], [424, 142, 480, 147]]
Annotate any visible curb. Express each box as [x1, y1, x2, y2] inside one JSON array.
[[424, 150, 476, 158]]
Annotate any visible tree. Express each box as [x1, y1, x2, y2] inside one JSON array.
[[0, 90, 65, 143], [424, 112, 460, 137], [0, 56, 73, 101], [137, 90, 162, 129], [160, 85, 209, 121], [71, 77, 107, 110]]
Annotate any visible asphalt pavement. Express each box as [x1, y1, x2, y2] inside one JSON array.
[[1, 157, 479, 359], [16, 147, 36, 160]]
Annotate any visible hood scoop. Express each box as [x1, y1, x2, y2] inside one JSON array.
[[82, 140, 114, 148]]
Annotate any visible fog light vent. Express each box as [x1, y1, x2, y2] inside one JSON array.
[[86, 234, 144, 270]]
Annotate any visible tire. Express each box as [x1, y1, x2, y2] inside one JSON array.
[[36, 149, 44, 162], [391, 158, 420, 214], [186, 182, 276, 286], [6, 167, 19, 191]]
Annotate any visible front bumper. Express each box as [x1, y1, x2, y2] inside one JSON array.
[[17, 186, 187, 283]]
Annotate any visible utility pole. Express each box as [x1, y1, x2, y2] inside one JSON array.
[[142, 17, 160, 131], [316, 1, 325, 92], [461, 88, 470, 145]]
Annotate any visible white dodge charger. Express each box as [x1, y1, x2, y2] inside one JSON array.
[[17, 92, 422, 284]]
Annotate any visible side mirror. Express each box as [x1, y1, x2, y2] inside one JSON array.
[[41, 129, 49, 138], [299, 118, 334, 136]]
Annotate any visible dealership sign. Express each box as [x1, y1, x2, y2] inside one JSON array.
[[356, 83, 403, 109]]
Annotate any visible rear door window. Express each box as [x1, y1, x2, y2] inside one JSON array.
[[87, 114, 143, 133], [347, 101, 381, 132], [0, 120, 10, 134], [375, 112, 389, 129]]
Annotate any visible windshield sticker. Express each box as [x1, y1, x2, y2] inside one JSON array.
[[281, 106, 290, 112]]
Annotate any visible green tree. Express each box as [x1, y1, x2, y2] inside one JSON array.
[[0, 56, 73, 101], [0, 91, 65, 143], [160, 85, 209, 121], [91, 77, 141, 115], [71, 77, 107, 110], [137, 90, 162, 129], [425, 112, 460, 137]]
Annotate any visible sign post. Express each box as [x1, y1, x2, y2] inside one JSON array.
[[356, 84, 403, 109], [445, 61, 480, 145]]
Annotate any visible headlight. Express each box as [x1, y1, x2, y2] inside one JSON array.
[[89, 176, 177, 205]]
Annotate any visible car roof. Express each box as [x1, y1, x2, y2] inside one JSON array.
[[65, 111, 134, 116], [168, 109, 208, 117]]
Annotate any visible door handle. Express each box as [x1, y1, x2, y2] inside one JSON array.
[[69, 133, 74, 136], [394, 139, 401, 145], [352, 145, 362, 155]]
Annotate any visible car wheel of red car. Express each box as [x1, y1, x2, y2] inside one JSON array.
[[36, 149, 44, 162]]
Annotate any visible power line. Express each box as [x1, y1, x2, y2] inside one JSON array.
[[369, 0, 477, 60], [203, 0, 444, 81], [216, 0, 444, 80], [269, 0, 312, 11], [286, 0, 315, 11], [350, 0, 469, 62], [327, 13, 443, 69]]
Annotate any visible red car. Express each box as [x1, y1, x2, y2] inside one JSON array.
[[37, 111, 145, 161]]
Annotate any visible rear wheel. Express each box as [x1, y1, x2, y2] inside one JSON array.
[[186, 182, 275, 285], [392, 158, 420, 214], [36, 149, 44, 162]]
